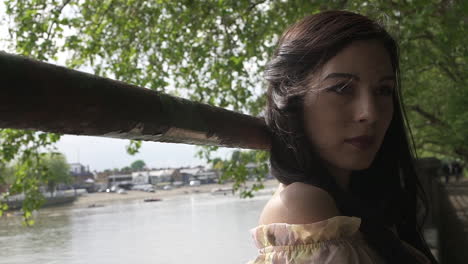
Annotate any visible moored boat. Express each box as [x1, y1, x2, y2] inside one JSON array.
[[144, 198, 162, 202], [210, 187, 233, 195]]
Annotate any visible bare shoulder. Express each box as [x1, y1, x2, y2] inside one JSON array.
[[259, 182, 340, 225]]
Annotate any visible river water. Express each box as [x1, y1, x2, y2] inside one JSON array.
[[0, 191, 273, 264]]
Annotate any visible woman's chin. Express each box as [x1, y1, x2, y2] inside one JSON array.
[[344, 159, 374, 171]]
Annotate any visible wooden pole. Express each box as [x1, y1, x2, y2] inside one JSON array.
[[0, 52, 271, 150]]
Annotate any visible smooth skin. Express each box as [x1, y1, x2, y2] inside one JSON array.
[[259, 40, 395, 226]]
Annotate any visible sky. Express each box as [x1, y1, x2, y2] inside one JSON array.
[[0, 3, 234, 172], [55, 135, 233, 172]]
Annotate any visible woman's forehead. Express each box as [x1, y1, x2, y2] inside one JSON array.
[[316, 40, 394, 81]]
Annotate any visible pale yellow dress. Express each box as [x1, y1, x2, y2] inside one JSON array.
[[246, 215, 431, 264]]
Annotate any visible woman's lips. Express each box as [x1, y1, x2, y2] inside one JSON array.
[[344, 136, 374, 150]]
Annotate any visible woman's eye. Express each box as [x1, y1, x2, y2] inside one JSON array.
[[327, 83, 351, 94], [378, 86, 394, 96]]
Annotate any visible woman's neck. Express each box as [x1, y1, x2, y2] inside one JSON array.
[[325, 165, 351, 192]]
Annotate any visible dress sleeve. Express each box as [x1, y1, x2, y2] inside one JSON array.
[[246, 216, 385, 264]]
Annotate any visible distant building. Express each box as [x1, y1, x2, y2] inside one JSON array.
[[131, 171, 149, 184], [108, 174, 133, 185], [95, 171, 111, 184], [104, 166, 223, 188], [69, 163, 94, 185], [70, 163, 87, 175], [131, 167, 216, 186], [245, 162, 272, 180], [178, 167, 202, 184], [180, 167, 202, 176], [195, 169, 219, 184], [148, 169, 180, 184]]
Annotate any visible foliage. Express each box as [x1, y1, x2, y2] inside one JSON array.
[[362, 0, 468, 163], [125, 140, 142, 155], [195, 145, 269, 197], [120, 166, 132, 174], [0, 130, 60, 224], [212, 149, 270, 198], [0, 162, 15, 185], [0, 150, 70, 224], [1, 0, 467, 221], [130, 159, 146, 171], [41, 152, 72, 193]]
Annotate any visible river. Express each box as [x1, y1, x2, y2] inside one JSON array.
[[0, 191, 273, 264]]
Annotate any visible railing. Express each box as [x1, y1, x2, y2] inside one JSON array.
[[436, 182, 468, 264], [416, 157, 468, 264], [0, 51, 271, 150]]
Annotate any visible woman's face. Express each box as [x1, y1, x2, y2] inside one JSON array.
[[303, 40, 395, 178]]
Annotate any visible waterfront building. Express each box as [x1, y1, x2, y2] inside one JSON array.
[[132, 171, 150, 184], [194, 169, 219, 184], [108, 174, 133, 189], [69, 163, 94, 184], [148, 169, 180, 185]]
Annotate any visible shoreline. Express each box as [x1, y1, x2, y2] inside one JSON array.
[[71, 179, 280, 208]]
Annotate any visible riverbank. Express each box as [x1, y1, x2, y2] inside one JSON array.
[[72, 179, 280, 208]]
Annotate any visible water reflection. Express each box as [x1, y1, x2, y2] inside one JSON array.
[[0, 207, 73, 264], [0, 192, 271, 264]]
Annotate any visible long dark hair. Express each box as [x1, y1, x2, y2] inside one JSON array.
[[264, 10, 438, 263]]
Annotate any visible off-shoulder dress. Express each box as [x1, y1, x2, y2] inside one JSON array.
[[247, 215, 431, 264]]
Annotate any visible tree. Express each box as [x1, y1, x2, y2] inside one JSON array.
[[1, 0, 467, 220], [41, 152, 72, 194], [130, 160, 146, 171], [0, 130, 60, 223], [120, 166, 133, 174], [0, 162, 15, 186], [0, 151, 70, 222], [206, 149, 269, 197]]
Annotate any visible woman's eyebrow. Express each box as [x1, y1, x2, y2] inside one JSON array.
[[323, 72, 395, 82], [323, 72, 359, 81]]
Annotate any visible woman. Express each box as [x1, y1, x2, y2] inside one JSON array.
[[247, 10, 438, 264]]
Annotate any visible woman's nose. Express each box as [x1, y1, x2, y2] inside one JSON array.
[[355, 92, 380, 124]]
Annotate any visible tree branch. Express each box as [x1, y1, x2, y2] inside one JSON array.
[[419, 144, 456, 158], [406, 104, 449, 128], [417, 30, 466, 84], [246, 0, 267, 13], [420, 139, 468, 164], [45, 0, 73, 42], [408, 33, 434, 41], [436, 61, 462, 83], [454, 146, 468, 159]]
